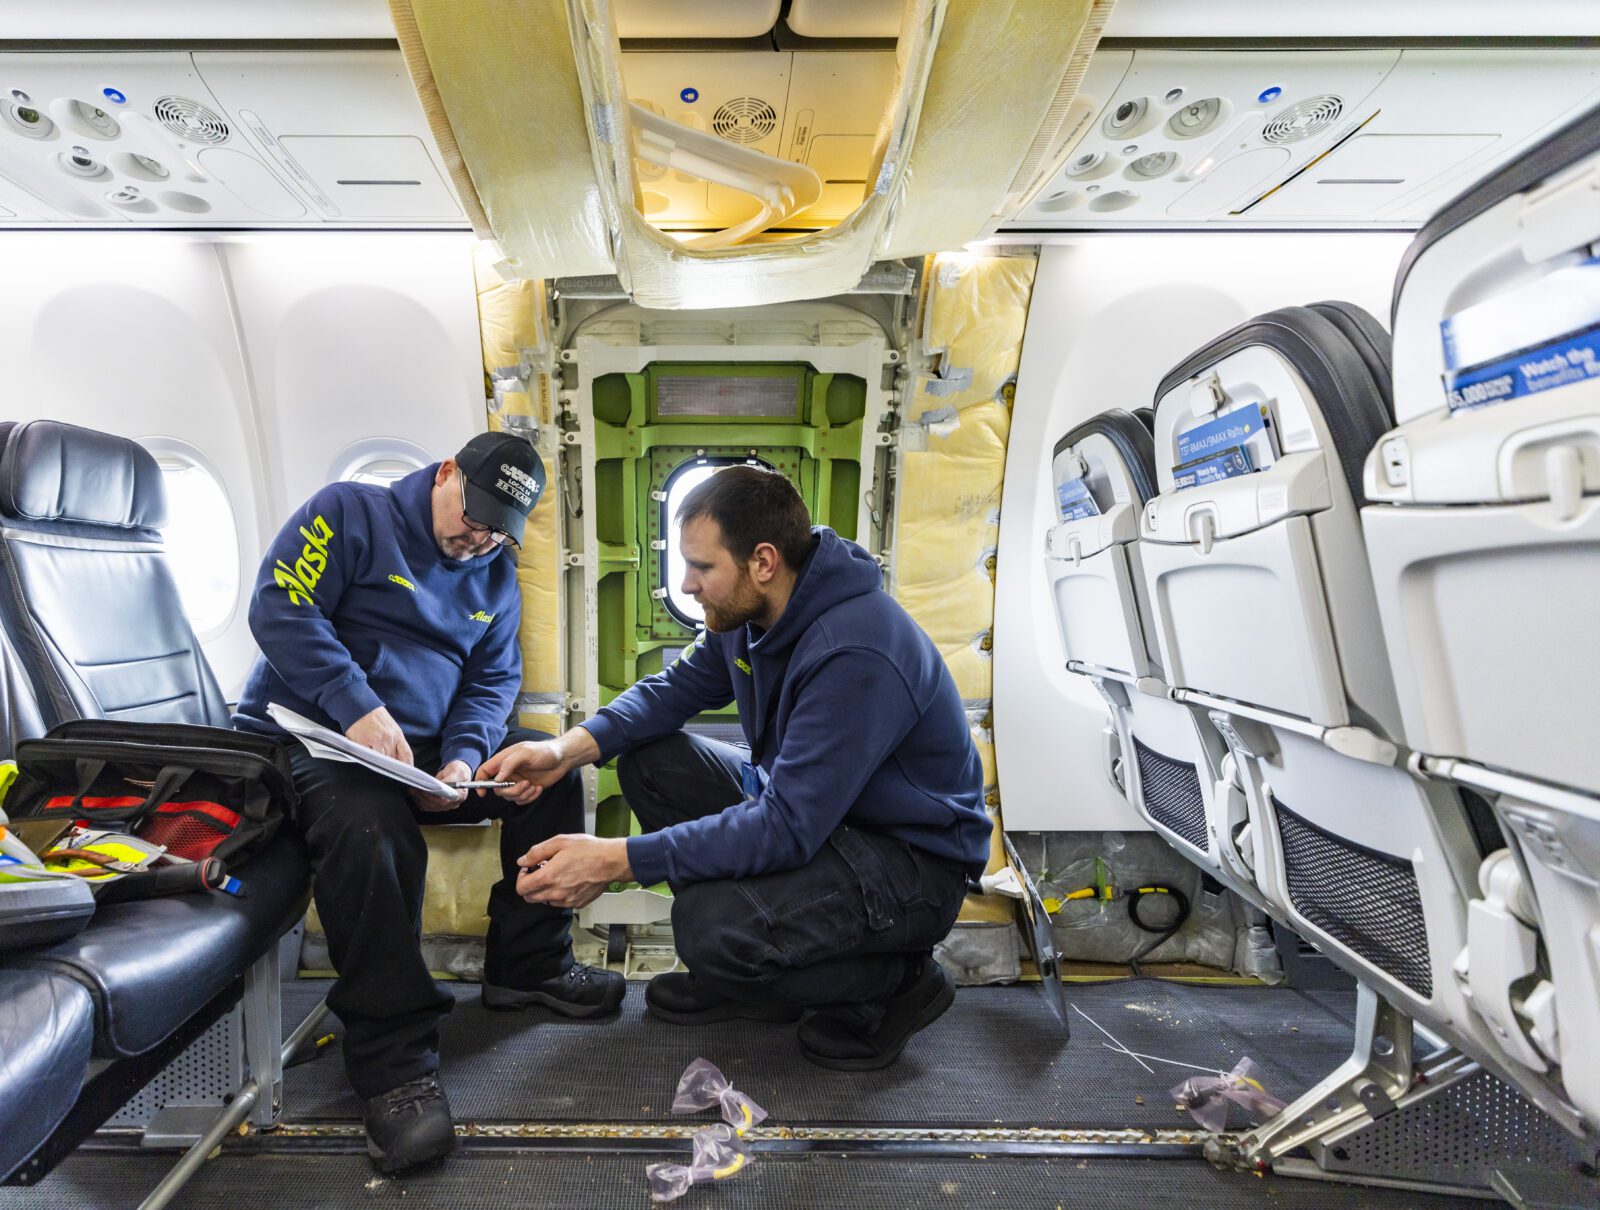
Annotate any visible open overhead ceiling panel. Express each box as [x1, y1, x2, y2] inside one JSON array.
[[389, 0, 1110, 308]]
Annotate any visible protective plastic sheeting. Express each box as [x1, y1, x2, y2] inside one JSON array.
[[390, 1, 1108, 308]]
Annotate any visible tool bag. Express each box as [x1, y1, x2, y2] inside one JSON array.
[[5, 720, 297, 868]]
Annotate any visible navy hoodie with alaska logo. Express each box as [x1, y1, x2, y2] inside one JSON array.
[[583, 527, 989, 887], [234, 463, 521, 772]]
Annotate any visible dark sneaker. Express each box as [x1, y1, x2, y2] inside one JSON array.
[[797, 958, 955, 1071], [645, 971, 802, 1026], [480, 962, 625, 1018], [363, 1075, 455, 1174]]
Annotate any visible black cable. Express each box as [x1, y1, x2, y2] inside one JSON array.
[[1125, 884, 1191, 979]]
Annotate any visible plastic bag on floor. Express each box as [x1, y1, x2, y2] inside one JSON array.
[[646, 1124, 749, 1203], [671, 1057, 768, 1136], [1172, 1056, 1287, 1132]]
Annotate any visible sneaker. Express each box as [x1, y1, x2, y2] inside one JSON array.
[[645, 971, 802, 1026], [362, 1075, 455, 1174], [797, 958, 955, 1071], [480, 962, 625, 1018]]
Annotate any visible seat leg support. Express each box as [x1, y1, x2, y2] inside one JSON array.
[[1206, 982, 1420, 1169]]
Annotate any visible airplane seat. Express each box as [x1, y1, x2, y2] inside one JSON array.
[[1368, 100, 1600, 1125], [1044, 408, 1265, 904], [0, 419, 229, 730], [1134, 304, 1548, 1104], [0, 419, 310, 1184]]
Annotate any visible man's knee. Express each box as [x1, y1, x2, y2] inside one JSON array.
[[672, 881, 773, 988], [297, 782, 423, 863], [615, 739, 666, 804]]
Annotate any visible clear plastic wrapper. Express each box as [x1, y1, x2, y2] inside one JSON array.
[[671, 1057, 768, 1135], [1172, 1056, 1287, 1133], [646, 1123, 749, 1203]]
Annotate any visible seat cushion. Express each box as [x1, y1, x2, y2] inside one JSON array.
[[18, 835, 310, 1058], [0, 968, 95, 1181]]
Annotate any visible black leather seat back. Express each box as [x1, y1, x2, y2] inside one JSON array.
[[0, 420, 228, 729]]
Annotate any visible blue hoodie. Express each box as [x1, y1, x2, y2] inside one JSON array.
[[583, 528, 989, 887], [235, 464, 522, 772]]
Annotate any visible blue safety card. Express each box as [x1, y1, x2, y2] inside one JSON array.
[[1175, 402, 1270, 464], [1173, 443, 1255, 491], [1055, 477, 1101, 522], [741, 761, 764, 801], [1444, 322, 1600, 413]]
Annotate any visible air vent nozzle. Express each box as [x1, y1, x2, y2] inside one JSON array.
[[1261, 95, 1344, 145], [152, 96, 230, 145], [711, 97, 777, 145]]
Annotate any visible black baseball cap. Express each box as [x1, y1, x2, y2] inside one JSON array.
[[455, 432, 546, 541]]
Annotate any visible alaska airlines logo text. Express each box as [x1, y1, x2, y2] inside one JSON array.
[[389, 574, 416, 592], [468, 610, 496, 623], [734, 657, 752, 675], [274, 515, 334, 607]]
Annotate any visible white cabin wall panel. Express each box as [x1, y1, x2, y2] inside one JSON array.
[[218, 233, 484, 516], [994, 234, 1407, 832], [0, 233, 266, 694]]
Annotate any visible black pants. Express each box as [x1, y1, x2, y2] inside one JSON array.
[[618, 732, 968, 1029], [288, 727, 580, 1099]]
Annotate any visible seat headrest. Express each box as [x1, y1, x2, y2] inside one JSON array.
[[0, 420, 167, 530]]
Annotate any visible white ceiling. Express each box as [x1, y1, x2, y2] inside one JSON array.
[[1, 0, 1598, 42]]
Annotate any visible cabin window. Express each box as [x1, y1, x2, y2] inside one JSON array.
[[331, 439, 430, 488], [150, 451, 241, 639], [660, 455, 775, 628], [346, 457, 422, 487]]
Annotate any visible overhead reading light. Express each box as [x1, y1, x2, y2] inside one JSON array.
[[1177, 112, 1266, 182]]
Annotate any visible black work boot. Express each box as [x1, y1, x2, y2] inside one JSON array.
[[480, 962, 625, 1017], [644, 971, 802, 1026], [797, 957, 955, 1071], [363, 1075, 455, 1174]]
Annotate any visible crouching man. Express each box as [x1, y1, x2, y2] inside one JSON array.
[[235, 432, 623, 1173], [481, 465, 989, 1070]]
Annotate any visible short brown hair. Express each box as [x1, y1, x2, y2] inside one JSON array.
[[677, 464, 814, 569]]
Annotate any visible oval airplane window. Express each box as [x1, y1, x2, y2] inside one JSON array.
[[661, 455, 774, 629], [347, 457, 423, 487], [331, 438, 430, 487], [149, 449, 241, 639], [662, 460, 722, 628]]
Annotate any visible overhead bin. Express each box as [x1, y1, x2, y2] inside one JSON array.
[[387, 0, 1110, 307], [1371, 100, 1600, 1127]]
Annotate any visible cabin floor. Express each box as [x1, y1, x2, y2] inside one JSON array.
[[2, 976, 1496, 1208]]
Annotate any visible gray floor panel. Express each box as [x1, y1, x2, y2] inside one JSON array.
[[279, 978, 1356, 1128], [2, 1152, 1487, 1209]]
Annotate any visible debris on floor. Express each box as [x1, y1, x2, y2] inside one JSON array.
[[646, 1058, 769, 1201], [1172, 1057, 1287, 1132], [671, 1057, 768, 1136]]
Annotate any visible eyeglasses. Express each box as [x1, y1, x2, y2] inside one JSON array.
[[459, 478, 518, 547]]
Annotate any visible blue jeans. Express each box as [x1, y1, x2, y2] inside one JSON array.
[[618, 732, 968, 1028]]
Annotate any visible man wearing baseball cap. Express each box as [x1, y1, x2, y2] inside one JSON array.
[[235, 431, 623, 1173]]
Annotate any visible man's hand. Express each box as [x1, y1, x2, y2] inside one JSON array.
[[411, 759, 470, 813], [478, 727, 601, 805], [347, 705, 412, 765], [515, 834, 631, 910]]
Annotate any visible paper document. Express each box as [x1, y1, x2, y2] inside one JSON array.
[[267, 703, 458, 799]]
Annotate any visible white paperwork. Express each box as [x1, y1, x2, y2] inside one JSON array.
[[266, 703, 459, 799]]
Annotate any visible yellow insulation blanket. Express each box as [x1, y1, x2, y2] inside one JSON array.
[[896, 253, 1036, 888]]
